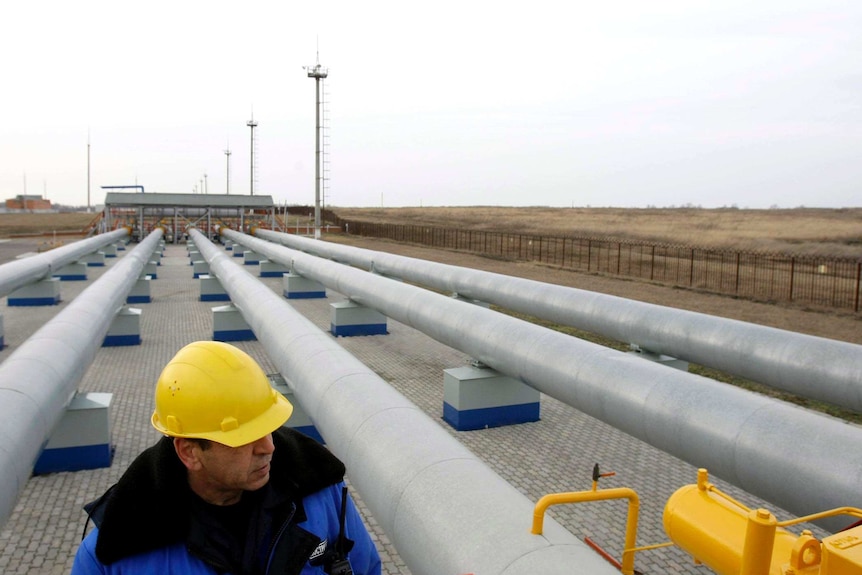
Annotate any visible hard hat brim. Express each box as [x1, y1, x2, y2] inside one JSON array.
[[152, 391, 294, 448]]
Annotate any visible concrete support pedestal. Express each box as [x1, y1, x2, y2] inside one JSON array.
[[53, 261, 88, 281], [102, 244, 118, 258], [140, 262, 158, 279], [126, 277, 152, 304], [260, 260, 288, 278], [628, 345, 689, 371], [192, 260, 210, 278], [330, 300, 387, 337], [442, 364, 540, 431], [103, 307, 142, 346], [282, 273, 326, 299], [200, 275, 230, 302], [243, 251, 261, 266], [8, 277, 61, 306], [34, 392, 113, 475], [269, 374, 324, 443], [82, 251, 106, 267], [212, 304, 255, 341]]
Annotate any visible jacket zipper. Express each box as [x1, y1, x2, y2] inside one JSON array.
[[264, 502, 297, 574]]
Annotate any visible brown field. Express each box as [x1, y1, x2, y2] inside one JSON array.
[[0, 212, 97, 237], [331, 206, 862, 258]]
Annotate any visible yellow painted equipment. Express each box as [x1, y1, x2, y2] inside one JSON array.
[[664, 469, 862, 575], [532, 464, 651, 575]]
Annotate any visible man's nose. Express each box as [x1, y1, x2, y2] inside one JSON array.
[[253, 433, 275, 454]]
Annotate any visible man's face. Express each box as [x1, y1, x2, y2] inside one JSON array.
[[177, 433, 275, 505]]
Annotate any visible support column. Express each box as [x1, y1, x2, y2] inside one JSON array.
[[628, 344, 689, 371], [212, 304, 255, 341], [442, 363, 540, 431], [330, 299, 387, 337], [33, 392, 113, 474], [200, 275, 229, 302], [102, 307, 142, 347], [8, 277, 61, 306], [82, 251, 106, 267], [126, 277, 152, 304], [282, 272, 326, 299], [53, 261, 88, 281], [269, 374, 324, 443]]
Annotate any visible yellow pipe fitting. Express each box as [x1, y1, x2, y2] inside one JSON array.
[[532, 486, 640, 575]]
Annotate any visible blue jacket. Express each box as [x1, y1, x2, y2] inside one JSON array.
[[71, 429, 381, 575]]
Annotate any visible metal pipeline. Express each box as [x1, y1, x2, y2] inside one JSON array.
[[254, 229, 862, 413], [0, 229, 163, 529], [190, 229, 620, 575], [224, 228, 862, 531], [0, 228, 129, 298]]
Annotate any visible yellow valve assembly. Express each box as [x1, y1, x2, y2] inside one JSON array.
[[664, 469, 862, 575]]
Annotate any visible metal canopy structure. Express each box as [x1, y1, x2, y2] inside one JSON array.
[[102, 192, 277, 242]]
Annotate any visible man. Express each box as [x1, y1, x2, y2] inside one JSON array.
[[71, 340, 381, 575]]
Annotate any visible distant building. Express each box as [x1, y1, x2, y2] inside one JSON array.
[[5, 195, 53, 212]]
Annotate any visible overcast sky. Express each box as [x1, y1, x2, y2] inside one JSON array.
[[2, 0, 860, 209]]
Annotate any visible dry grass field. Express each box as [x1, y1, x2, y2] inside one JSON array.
[[0, 212, 97, 237], [332, 206, 862, 258]]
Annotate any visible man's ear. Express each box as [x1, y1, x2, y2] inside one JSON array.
[[173, 438, 203, 471]]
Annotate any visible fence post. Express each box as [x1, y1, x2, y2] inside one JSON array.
[[689, 249, 695, 287], [650, 245, 655, 281], [789, 257, 795, 302], [855, 262, 861, 313], [735, 253, 741, 294]]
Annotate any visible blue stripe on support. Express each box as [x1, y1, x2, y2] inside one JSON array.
[[442, 401, 540, 431], [330, 323, 388, 337], [260, 271, 286, 277], [284, 291, 326, 299], [105, 254, 117, 258], [102, 334, 142, 347], [233, 252, 244, 257], [86, 262, 105, 267], [8, 296, 60, 306], [244, 261, 260, 265], [34, 443, 113, 475], [200, 293, 231, 302], [54, 274, 87, 281], [126, 295, 152, 304], [213, 329, 256, 342]]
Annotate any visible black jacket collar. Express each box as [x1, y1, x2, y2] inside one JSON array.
[[87, 427, 345, 565]]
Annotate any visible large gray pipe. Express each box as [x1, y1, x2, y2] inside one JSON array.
[[225, 228, 862, 530], [0, 228, 129, 297], [254, 229, 862, 413], [190, 229, 618, 575], [0, 229, 163, 529]]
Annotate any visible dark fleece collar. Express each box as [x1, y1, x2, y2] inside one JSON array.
[[88, 427, 345, 565]]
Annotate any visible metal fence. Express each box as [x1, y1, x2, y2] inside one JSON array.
[[335, 220, 862, 313]]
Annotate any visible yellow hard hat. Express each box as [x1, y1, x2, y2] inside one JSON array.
[[151, 341, 293, 447]]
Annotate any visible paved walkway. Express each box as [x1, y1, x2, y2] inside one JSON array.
[[0, 240, 824, 574]]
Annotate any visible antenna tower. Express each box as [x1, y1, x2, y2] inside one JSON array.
[[247, 113, 258, 196], [305, 49, 328, 239]]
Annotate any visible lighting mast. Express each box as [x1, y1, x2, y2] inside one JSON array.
[[247, 114, 258, 196], [224, 145, 232, 195], [305, 54, 328, 239]]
